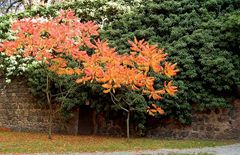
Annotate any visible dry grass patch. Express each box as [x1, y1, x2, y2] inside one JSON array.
[[0, 131, 237, 153]]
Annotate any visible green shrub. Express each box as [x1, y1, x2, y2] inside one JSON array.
[[101, 0, 240, 123]]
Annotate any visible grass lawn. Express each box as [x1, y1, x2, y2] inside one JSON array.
[[0, 131, 237, 153]]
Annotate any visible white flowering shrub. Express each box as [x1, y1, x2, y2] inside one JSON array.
[[61, 0, 145, 28], [0, 52, 39, 84], [68, 0, 144, 14]]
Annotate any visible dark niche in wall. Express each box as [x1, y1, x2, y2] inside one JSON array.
[[78, 105, 94, 135]]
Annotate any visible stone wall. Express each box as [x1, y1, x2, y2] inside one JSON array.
[[147, 99, 240, 140], [0, 77, 240, 139], [0, 77, 126, 135], [0, 77, 62, 133]]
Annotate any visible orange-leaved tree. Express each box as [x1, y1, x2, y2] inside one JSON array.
[[0, 10, 99, 139], [0, 10, 179, 139], [70, 38, 178, 138]]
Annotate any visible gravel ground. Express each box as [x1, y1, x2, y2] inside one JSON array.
[[12, 143, 240, 155]]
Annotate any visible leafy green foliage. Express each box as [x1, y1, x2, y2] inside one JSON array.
[[101, 0, 240, 123]]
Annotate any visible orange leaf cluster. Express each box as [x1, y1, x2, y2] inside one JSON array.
[[0, 10, 98, 66], [147, 104, 165, 116], [0, 10, 179, 116], [70, 38, 179, 115]]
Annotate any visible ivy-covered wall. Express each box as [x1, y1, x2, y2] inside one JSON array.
[[0, 77, 239, 139], [0, 0, 239, 131]]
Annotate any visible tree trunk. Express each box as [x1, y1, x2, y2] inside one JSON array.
[[46, 75, 52, 140], [48, 102, 53, 139], [126, 110, 130, 139]]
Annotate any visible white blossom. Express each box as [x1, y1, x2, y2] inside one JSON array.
[[1, 52, 38, 84], [5, 79, 11, 84]]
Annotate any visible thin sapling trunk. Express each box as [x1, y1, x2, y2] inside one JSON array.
[[46, 74, 53, 140]]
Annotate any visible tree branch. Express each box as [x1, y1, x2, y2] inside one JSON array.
[[110, 92, 128, 112], [5, 0, 22, 13]]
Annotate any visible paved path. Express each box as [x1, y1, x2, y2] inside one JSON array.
[[26, 143, 240, 155]]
